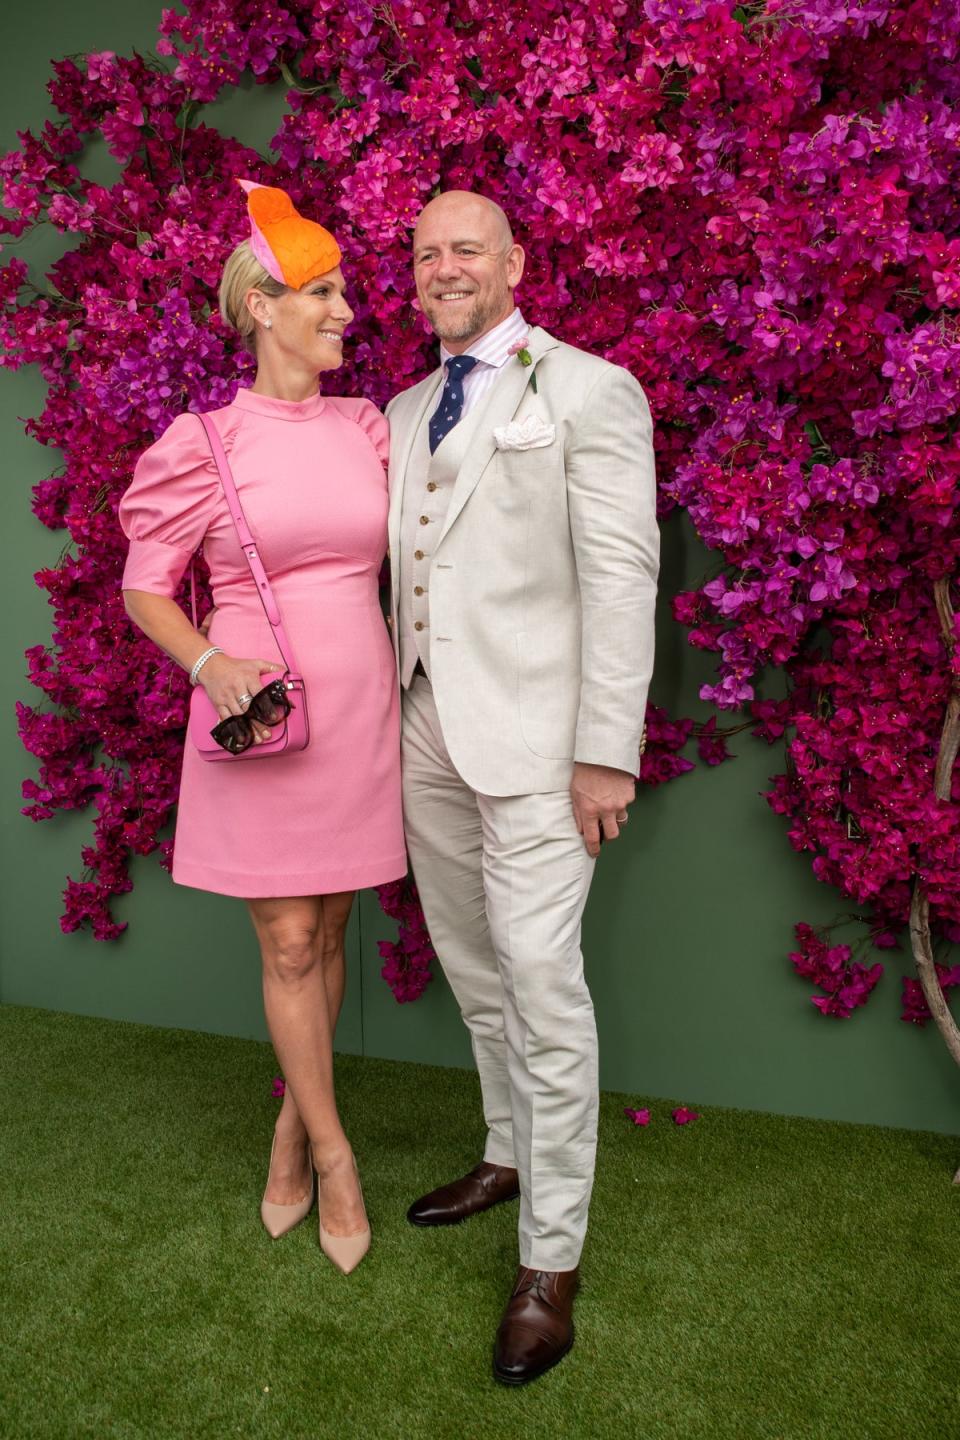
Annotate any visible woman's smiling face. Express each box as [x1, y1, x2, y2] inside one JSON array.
[[248, 266, 354, 373]]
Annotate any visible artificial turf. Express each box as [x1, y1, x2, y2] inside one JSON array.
[[1, 1005, 957, 1440]]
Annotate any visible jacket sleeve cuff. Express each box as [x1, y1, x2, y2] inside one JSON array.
[[573, 727, 644, 777]]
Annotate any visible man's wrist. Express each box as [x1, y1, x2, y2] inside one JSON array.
[[573, 760, 635, 779]]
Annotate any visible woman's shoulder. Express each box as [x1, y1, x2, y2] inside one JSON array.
[[137, 403, 245, 473], [324, 396, 389, 467], [120, 405, 241, 529], [120, 409, 229, 549], [325, 395, 386, 426], [130, 411, 209, 486]]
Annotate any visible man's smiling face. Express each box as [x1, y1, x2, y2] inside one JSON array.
[[413, 192, 525, 353]]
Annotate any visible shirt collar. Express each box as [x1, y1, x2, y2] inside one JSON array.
[[439, 309, 528, 372]]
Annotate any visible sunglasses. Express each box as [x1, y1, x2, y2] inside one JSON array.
[[210, 679, 292, 754]]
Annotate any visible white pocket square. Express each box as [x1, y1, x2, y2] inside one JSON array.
[[493, 416, 556, 451]]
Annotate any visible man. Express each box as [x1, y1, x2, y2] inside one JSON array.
[[386, 191, 658, 1384]]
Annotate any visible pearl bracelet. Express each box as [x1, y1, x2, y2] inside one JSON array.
[[189, 646, 223, 687]]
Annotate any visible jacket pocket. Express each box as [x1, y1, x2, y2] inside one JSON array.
[[515, 631, 576, 760], [495, 443, 562, 479]]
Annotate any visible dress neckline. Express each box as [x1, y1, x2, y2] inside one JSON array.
[[232, 387, 327, 422]]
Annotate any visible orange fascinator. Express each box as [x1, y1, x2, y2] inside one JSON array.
[[237, 179, 342, 291]]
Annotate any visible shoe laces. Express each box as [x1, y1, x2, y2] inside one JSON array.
[[517, 1270, 561, 1310]]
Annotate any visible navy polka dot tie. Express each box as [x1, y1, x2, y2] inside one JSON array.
[[429, 354, 479, 454]]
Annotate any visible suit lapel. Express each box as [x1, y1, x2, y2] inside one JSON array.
[[438, 326, 559, 546]]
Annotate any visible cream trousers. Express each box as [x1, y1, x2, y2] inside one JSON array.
[[401, 675, 598, 1271]]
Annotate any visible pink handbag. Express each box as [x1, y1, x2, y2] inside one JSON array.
[[188, 411, 310, 762]]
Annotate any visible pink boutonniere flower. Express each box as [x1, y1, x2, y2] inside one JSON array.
[[624, 1106, 651, 1126], [507, 335, 538, 393]]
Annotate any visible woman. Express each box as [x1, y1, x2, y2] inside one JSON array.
[[120, 180, 405, 1273]]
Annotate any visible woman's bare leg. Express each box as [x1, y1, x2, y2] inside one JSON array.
[[249, 891, 365, 1235], [265, 889, 353, 1164], [318, 889, 353, 1031]]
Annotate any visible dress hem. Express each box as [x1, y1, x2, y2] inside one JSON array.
[[171, 851, 409, 899]]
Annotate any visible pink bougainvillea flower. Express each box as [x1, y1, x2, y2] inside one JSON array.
[[671, 1107, 700, 1125], [6, 0, 960, 1028], [900, 965, 960, 1026], [624, 1106, 651, 1126], [271, 1076, 285, 1099]]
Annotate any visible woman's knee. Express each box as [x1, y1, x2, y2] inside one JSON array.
[[318, 922, 348, 971], [319, 933, 345, 967], [317, 892, 354, 969], [261, 922, 322, 983]]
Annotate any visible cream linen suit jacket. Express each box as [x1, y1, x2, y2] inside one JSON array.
[[386, 326, 659, 796]]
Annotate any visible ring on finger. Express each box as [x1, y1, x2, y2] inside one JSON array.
[[237, 692, 253, 707]]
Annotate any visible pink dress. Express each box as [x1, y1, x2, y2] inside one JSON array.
[[119, 388, 406, 897]]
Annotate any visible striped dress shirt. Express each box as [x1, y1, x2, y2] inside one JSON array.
[[435, 308, 529, 423]]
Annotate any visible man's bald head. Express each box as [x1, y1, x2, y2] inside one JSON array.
[[414, 190, 514, 251], [412, 190, 525, 352]]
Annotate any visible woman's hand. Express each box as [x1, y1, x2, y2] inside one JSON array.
[[121, 591, 278, 743], [200, 652, 280, 742]]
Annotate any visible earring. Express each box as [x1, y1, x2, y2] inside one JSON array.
[[263, 319, 272, 330]]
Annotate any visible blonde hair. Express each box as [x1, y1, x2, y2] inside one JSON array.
[[219, 239, 285, 349]]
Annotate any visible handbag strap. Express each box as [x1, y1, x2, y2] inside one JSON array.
[[192, 410, 301, 677]]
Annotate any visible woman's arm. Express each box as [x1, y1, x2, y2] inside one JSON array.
[[124, 589, 278, 729]]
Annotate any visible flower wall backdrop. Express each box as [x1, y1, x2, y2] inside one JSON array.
[[3, 0, 960, 1029]]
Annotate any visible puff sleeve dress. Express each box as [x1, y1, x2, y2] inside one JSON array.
[[119, 388, 406, 897]]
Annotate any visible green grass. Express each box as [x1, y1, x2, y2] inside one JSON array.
[[1, 1006, 958, 1440]]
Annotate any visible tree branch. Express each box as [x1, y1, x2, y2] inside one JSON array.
[[909, 578, 960, 1182]]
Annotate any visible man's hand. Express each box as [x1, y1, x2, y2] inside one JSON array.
[[570, 762, 636, 858], [198, 605, 218, 639]]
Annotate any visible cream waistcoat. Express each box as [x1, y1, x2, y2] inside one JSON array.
[[398, 393, 490, 686]]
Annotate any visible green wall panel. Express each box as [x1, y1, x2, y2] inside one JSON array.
[[2, 0, 957, 1137]]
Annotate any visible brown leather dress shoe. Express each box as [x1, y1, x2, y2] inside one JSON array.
[[493, 1266, 578, 1386], [406, 1162, 520, 1226]]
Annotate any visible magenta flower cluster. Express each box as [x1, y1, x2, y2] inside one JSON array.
[[3, 0, 960, 1024], [788, 922, 883, 1018], [374, 875, 436, 1003], [623, 1105, 700, 1126]]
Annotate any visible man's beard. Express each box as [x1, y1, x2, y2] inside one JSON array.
[[424, 288, 504, 343]]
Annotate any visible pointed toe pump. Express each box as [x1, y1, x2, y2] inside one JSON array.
[[318, 1217, 371, 1275], [260, 1134, 315, 1240], [318, 1168, 370, 1274]]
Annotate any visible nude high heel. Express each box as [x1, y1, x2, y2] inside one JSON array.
[[318, 1168, 370, 1275], [260, 1133, 315, 1240]]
